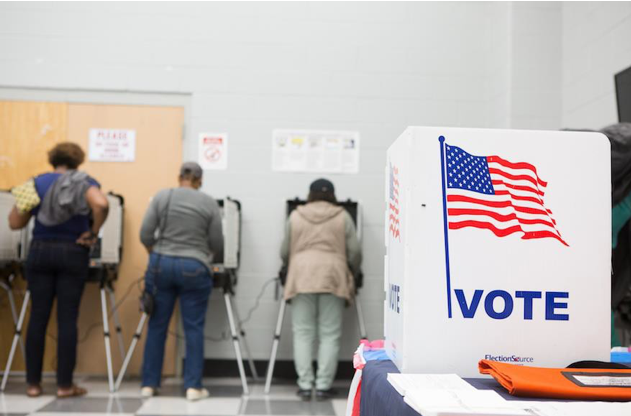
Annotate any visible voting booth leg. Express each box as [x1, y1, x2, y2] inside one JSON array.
[[107, 286, 126, 361], [241, 332, 259, 382], [231, 306, 260, 381], [7, 286, 26, 358], [1, 290, 30, 392], [354, 294, 368, 340], [114, 312, 148, 392], [0, 279, 26, 358], [223, 293, 249, 395], [264, 299, 287, 395], [100, 286, 115, 393]]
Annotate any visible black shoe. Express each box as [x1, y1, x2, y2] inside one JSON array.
[[315, 388, 338, 401], [296, 388, 312, 401]]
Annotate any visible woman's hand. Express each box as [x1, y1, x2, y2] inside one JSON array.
[[76, 230, 98, 247]]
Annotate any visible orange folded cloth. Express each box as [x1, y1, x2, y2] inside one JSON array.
[[479, 359, 631, 401]]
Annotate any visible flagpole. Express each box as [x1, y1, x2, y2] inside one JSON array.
[[439, 136, 453, 318]]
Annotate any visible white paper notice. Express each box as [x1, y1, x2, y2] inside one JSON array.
[[199, 132, 228, 170], [88, 129, 136, 162], [272, 129, 360, 174]]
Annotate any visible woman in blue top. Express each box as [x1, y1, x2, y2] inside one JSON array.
[[8, 142, 109, 398]]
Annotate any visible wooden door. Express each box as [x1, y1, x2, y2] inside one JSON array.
[[0, 101, 68, 190], [0, 101, 68, 371], [68, 104, 184, 376], [0, 101, 184, 377]]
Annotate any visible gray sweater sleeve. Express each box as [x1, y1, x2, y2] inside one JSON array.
[[344, 211, 362, 275], [140, 193, 160, 249], [207, 200, 224, 263]]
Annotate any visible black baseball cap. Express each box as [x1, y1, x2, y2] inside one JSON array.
[[310, 178, 335, 194]]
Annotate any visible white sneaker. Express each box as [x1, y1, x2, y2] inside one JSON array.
[[186, 387, 209, 401], [140, 386, 156, 398]]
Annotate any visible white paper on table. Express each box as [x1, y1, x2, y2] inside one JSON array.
[[403, 389, 531, 416], [511, 400, 631, 416], [387, 374, 475, 396]]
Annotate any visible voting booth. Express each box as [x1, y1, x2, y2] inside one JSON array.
[[89, 192, 125, 392], [385, 126, 611, 378], [209, 198, 259, 394], [0, 192, 26, 263], [218, 198, 241, 269], [0, 191, 29, 384], [90, 193, 124, 268]]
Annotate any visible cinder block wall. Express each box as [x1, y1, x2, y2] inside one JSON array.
[[562, 2, 631, 129], [0, 2, 604, 362]]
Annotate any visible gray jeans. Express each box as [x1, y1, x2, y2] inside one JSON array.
[[291, 293, 345, 390]]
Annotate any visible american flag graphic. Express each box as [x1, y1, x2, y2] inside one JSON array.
[[444, 143, 568, 246], [389, 163, 401, 240]]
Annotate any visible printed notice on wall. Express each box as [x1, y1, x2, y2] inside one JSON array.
[[88, 129, 136, 162], [272, 130, 360, 174], [198, 132, 228, 170]]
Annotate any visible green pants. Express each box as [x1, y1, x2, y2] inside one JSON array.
[[291, 293, 345, 390]]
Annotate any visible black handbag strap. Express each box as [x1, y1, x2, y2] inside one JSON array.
[[157, 189, 174, 248], [150, 189, 174, 296]]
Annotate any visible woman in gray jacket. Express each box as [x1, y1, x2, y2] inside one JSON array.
[[139, 162, 223, 401]]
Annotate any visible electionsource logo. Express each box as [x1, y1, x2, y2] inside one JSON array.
[[484, 354, 534, 364]]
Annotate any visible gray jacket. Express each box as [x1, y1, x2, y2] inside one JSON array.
[[37, 170, 93, 226], [140, 187, 224, 272]]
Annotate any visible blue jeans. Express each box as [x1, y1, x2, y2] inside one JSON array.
[[141, 253, 212, 389]]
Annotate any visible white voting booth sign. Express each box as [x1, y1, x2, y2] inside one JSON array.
[[385, 126, 611, 378], [0, 192, 23, 262]]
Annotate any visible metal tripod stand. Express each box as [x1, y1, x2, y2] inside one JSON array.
[[263, 280, 368, 394], [0, 264, 25, 364], [114, 268, 258, 395], [0, 262, 29, 392], [0, 265, 125, 392]]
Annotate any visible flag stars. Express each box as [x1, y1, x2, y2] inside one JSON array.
[[445, 145, 495, 194]]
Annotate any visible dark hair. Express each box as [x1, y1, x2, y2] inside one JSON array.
[[48, 142, 85, 169], [307, 190, 337, 204]]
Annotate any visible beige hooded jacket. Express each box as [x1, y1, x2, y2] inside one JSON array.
[[280, 201, 362, 303]]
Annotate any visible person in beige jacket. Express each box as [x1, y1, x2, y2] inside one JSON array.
[[280, 179, 362, 401]]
